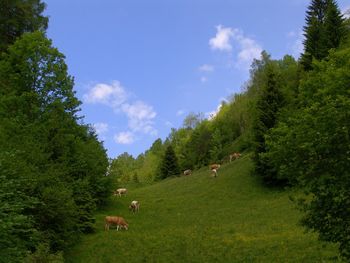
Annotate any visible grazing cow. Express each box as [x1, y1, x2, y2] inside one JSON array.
[[210, 164, 221, 177], [105, 216, 128, 231], [129, 200, 140, 213], [183, 169, 192, 176], [113, 188, 127, 197], [210, 164, 221, 170], [229, 152, 241, 162]]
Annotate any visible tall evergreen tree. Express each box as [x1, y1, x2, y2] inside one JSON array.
[[252, 63, 284, 184], [301, 0, 345, 70], [301, 0, 328, 69], [324, 0, 345, 48], [159, 145, 180, 179]]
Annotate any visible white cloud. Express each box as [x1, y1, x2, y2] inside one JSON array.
[[114, 131, 134, 144], [231, 29, 262, 68], [209, 25, 262, 69], [121, 101, 157, 135], [209, 25, 234, 51], [176, 109, 185, 116], [92, 122, 109, 135], [83, 81, 127, 107], [84, 81, 158, 144], [200, 76, 208, 83], [198, 64, 214, 72]]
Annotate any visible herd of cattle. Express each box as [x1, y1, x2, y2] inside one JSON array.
[[183, 152, 242, 177], [104, 152, 242, 231], [104, 190, 138, 231]]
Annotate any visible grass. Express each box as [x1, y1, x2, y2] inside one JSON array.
[[65, 155, 341, 262]]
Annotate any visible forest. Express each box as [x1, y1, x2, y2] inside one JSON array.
[[1, 0, 350, 262]]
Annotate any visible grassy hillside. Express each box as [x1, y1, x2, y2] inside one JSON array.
[[65, 155, 341, 262]]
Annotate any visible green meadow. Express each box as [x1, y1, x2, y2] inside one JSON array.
[[65, 155, 341, 262]]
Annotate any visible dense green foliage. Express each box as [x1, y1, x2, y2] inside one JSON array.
[[264, 47, 350, 259], [0, 0, 48, 53], [0, 31, 111, 261]]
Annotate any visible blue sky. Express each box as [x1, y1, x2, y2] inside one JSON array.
[[44, 0, 350, 158]]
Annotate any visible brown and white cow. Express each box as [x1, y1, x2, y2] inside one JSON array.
[[210, 164, 221, 177], [183, 169, 192, 176], [105, 216, 129, 231], [113, 188, 127, 197], [129, 200, 140, 213], [229, 152, 241, 162], [210, 164, 221, 170]]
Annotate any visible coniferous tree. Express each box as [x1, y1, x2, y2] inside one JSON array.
[[252, 63, 284, 184], [301, 0, 328, 69], [301, 0, 345, 70], [324, 0, 345, 48], [159, 145, 180, 179]]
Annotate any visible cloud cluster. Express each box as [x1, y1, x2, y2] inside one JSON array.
[[84, 81, 157, 145], [121, 101, 157, 135], [209, 25, 263, 69], [234, 31, 262, 67], [83, 81, 127, 107], [176, 109, 185, 116], [209, 25, 234, 51], [92, 122, 109, 135], [114, 131, 134, 145]]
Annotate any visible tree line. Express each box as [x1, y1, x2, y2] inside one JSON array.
[[0, 1, 112, 262], [110, 0, 350, 260]]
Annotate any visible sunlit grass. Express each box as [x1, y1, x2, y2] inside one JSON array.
[[65, 155, 341, 262]]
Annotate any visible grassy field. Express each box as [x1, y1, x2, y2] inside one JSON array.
[[65, 155, 341, 262]]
